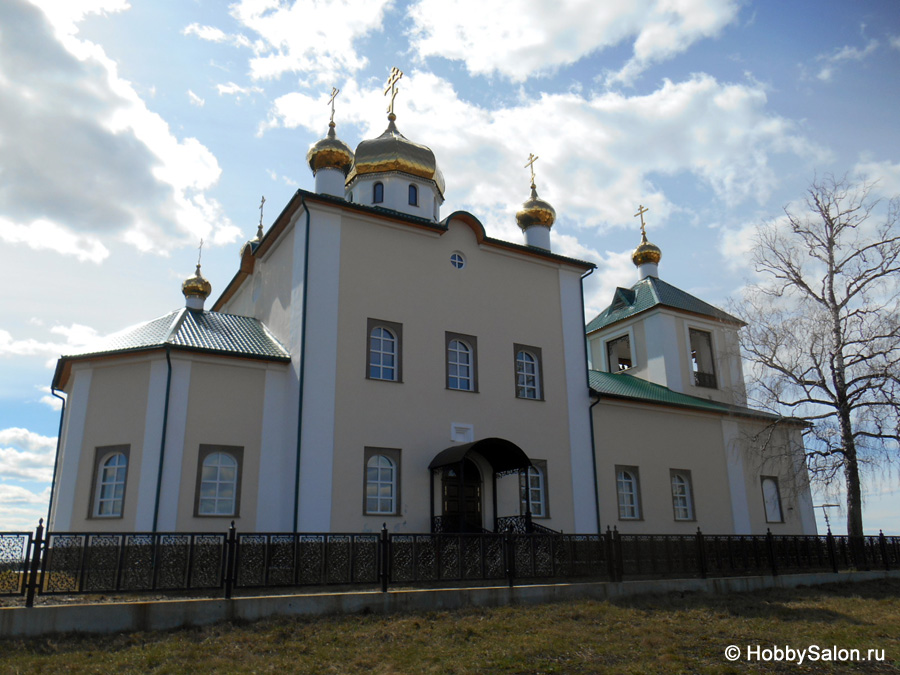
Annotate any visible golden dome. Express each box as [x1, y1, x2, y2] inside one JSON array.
[[182, 263, 212, 300], [307, 122, 354, 176], [516, 185, 556, 230], [346, 115, 445, 197], [632, 230, 662, 266]]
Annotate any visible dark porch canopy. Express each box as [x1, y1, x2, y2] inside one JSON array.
[[428, 437, 532, 475]]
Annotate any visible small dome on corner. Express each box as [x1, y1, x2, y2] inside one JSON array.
[[516, 186, 556, 230], [307, 122, 355, 176]]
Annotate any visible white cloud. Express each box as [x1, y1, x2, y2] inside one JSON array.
[[217, 82, 264, 98], [815, 38, 879, 82], [226, 0, 394, 82], [187, 89, 205, 107], [267, 71, 821, 239], [37, 386, 63, 411], [891, 35, 900, 51], [0, 0, 239, 262], [583, 250, 638, 320], [183, 22, 252, 48], [0, 427, 57, 482], [0, 485, 51, 530], [0, 323, 100, 361], [407, 0, 740, 85], [853, 159, 900, 197]]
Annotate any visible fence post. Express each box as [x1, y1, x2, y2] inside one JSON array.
[[505, 524, 516, 588], [766, 528, 778, 577], [25, 519, 44, 608], [613, 526, 624, 582], [879, 531, 890, 572], [696, 528, 707, 579], [380, 523, 389, 593], [224, 521, 236, 600], [604, 526, 615, 582], [826, 528, 838, 573]]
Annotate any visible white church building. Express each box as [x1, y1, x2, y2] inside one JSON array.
[[47, 72, 816, 537]]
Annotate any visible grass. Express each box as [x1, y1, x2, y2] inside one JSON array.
[[1, 579, 899, 674]]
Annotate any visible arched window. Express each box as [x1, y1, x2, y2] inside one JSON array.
[[616, 468, 640, 519], [448, 339, 473, 391], [373, 182, 384, 204], [369, 326, 397, 381], [762, 476, 783, 523], [408, 184, 418, 206], [671, 471, 694, 520], [366, 454, 396, 514], [95, 452, 127, 517], [520, 463, 547, 517], [198, 452, 238, 516], [516, 350, 540, 399]]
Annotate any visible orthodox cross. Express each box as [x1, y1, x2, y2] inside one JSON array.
[[634, 204, 649, 236], [384, 67, 403, 115], [257, 196, 266, 239], [196, 239, 204, 268], [524, 153, 539, 187], [328, 87, 339, 125]]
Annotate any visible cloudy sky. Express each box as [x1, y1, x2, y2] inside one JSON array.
[[1, 0, 898, 533]]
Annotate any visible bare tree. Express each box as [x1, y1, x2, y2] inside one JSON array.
[[736, 175, 900, 536]]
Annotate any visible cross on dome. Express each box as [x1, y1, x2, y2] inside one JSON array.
[[384, 67, 403, 118], [524, 153, 539, 188], [634, 204, 649, 236], [328, 87, 339, 125]]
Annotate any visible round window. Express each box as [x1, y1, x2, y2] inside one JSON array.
[[450, 252, 466, 269]]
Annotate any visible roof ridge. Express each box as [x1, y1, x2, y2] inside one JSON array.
[[163, 308, 189, 345]]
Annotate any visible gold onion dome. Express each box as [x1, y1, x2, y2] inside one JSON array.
[[516, 185, 556, 230], [346, 114, 446, 197], [632, 229, 662, 266], [307, 122, 354, 176], [182, 263, 212, 300]]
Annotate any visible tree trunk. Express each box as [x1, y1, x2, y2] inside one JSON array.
[[843, 449, 864, 537]]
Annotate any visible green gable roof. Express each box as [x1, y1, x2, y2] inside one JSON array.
[[589, 370, 787, 422], [585, 276, 744, 334], [53, 308, 290, 387]]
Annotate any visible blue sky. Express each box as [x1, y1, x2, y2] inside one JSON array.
[[1, 0, 898, 533]]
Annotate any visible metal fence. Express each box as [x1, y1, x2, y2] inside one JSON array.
[[4, 520, 899, 607]]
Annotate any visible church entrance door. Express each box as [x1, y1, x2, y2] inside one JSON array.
[[441, 458, 483, 532]]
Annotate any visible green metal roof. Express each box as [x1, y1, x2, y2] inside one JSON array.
[[59, 309, 291, 362], [585, 276, 744, 334], [589, 370, 784, 421]]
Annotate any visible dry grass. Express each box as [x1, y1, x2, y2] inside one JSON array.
[[1, 579, 899, 674]]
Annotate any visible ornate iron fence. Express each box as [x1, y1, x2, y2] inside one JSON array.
[[6, 520, 899, 607], [0, 532, 32, 596]]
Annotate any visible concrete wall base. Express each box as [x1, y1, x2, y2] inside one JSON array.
[[3, 570, 898, 638]]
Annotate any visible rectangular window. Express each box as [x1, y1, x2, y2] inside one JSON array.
[[194, 445, 244, 517], [689, 328, 717, 388], [367, 318, 403, 382], [514, 343, 544, 400], [606, 334, 632, 372], [89, 445, 130, 519], [761, 476, 784, 523], [670, 469, 695, 521], [363, 447, 401, 516], [615, 465, 642, 520], [519, 460, 549, 518], [446, 332, 478, 392]]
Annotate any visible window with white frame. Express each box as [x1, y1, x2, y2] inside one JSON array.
[[91, 446, 129, 518], [364, 448, 400, 515], [367, 319, 402, 382], [761, 476, 784, 523], [670, 470, 695, 521], [616, 466, 641, 520], [195, 446, 243, 517], [606, 334, 633, 372], [446, 332, 478, 392], [514, 345, 543, 400], [689, 328, 717, 388], [520, 461, 548, 517]]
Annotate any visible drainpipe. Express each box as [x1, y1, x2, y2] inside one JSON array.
[[293, 195, 312, 533], [46, 388, 67, 528], [580, 267, 602, 534], [152, 346, 173, 533]]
